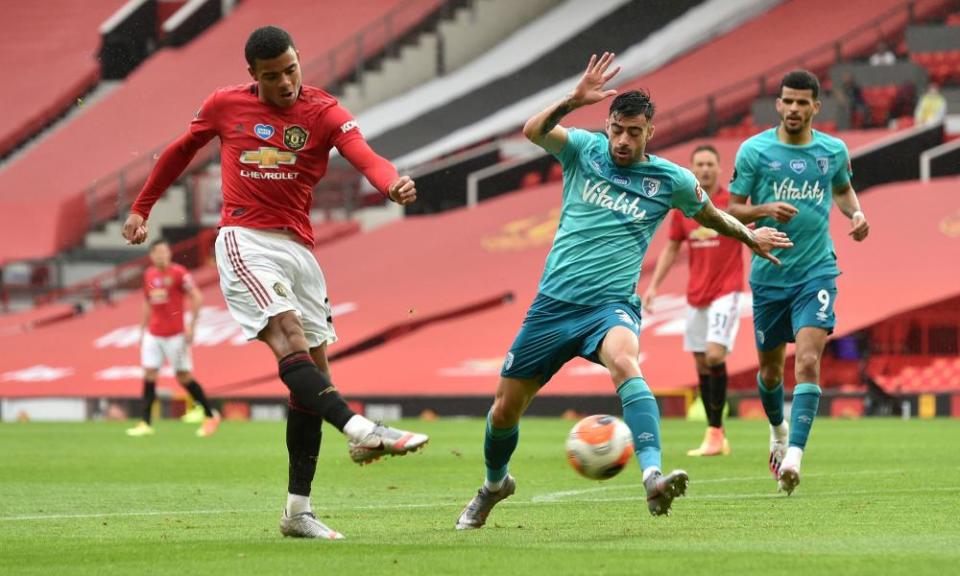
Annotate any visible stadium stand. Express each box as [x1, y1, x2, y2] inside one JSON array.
[[2, 158, 955, 411], [396, 0, 958, 170], [364, 0, 707, 159], [0, 0, 448, 266], [0, 0, 127, 159]]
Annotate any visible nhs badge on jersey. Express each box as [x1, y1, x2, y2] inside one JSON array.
[[254, 124, 275, 140], [816, 157, 830, 175], [789, 159, 807, 174], [641, 177, 661, 198], [612, 174, 631, 187]]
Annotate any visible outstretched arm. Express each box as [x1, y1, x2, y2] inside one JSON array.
[[123, 131, 209, 244], [693, 201, 793, 265], [832, 181, 869, 241], [339, 138, 416, 205], [522, 52, 621, 154]]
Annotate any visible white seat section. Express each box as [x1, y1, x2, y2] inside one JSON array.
[[391, 0, 783, 168], [355, 0, 634, 141]]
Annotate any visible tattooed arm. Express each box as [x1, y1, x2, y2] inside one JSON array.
[[522, 52, 621, 154], [694, 200, 794, 266]]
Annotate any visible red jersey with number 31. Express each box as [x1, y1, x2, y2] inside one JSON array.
[[668, 187, 744, 307], [143, 264, 194, 337], [187, 84, 364, 245]]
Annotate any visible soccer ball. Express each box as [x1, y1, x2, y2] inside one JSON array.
[[565, 414, 634, 480]]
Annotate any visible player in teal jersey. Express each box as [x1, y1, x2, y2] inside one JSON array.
[[728, 70, 870, 496], [455, 53, 792, 530]]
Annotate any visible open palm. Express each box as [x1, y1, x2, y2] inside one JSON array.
[[571, 52, 621, 107]]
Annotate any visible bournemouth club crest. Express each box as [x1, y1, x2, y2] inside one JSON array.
[[641, 177, 661, 198], [283, 125, 309, 151]]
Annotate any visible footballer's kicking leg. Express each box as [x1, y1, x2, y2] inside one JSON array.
[[262, 314, 428, 466], [261, 314, 426, 539], [758, 344, 789, 480], [279, 350, 342, 540], [456, 376, 538, 530], [600, 326, 687, 516], [778, 327, 827, 495]]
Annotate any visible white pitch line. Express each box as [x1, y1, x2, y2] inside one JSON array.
[[531, 467, 928, 503], [536, 486, 960, 505], [0, 508, 269, 522], [3, 468, 957, 522]]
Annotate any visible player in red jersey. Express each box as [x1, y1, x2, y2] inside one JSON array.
[[643, 145, 744, 456], [122, 26, 428, 540], [126, 239, 221, 438]]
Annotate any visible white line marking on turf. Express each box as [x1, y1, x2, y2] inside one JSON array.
[[531, 468, 914, 502], [0, 508, 269, 522], [3, 468, 957, 522], [534, 486, 960, 505]]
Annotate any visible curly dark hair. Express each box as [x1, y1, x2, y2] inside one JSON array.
[[245, 26, 296, 68], [780, 69, 820, 99]]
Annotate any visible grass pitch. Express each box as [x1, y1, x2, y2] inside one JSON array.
[[1, 417, 958, 575]]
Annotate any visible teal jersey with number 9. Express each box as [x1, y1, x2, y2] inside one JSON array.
[[729, 128, 852, 287]]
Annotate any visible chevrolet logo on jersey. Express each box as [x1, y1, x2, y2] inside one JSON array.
[[689, 226, 719, 241], [240, 147, 296, 169]]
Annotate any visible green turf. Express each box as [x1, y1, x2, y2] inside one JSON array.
[[1, 417, 958, 575]]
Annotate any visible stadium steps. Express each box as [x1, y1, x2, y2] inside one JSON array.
[[367, 0, 705, 160], [339, 0, 562, 113], [84, 185, 187, 251], [54, 185, 189, 287]]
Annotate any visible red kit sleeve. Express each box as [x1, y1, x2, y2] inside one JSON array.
[[130, 92, 220, 219], [324, 105, 398, 197]]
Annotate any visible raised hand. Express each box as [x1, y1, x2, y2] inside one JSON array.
[[751, 226, 794, 266], [388, 175, 417, 205], [570, 52, 621, 108]]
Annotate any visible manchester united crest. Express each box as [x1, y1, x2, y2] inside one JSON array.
[[283, 125, 309, 151]]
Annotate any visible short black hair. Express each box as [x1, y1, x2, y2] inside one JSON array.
[[245, 26, 295, 68], [780, 69, 820, 99], [609, 89, 655, 121], [691, 144, 720, 162]]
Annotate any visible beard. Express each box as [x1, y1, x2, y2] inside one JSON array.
[[782, 117, 807, 134]]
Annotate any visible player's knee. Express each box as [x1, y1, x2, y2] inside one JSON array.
[[759, 365, 783, 388], [608, 353, 640, 382], [143, 369, 159, 381], [795, 351, 821, 379], [261, 312, 309, 358], [175, 372, 192, 384], [705, 350, 726, 367], [489, 399, 522, 428]]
